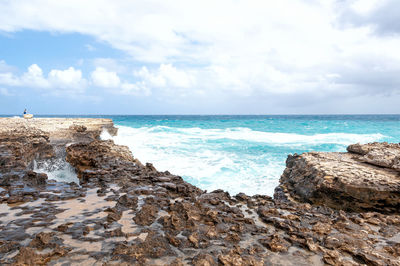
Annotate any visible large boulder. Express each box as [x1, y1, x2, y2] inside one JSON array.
[[276, 143, 400, 213]]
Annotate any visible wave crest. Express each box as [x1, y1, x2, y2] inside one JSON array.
[[105, 125, 384, 196]]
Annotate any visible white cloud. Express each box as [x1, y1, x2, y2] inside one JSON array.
[[48, 67, 86, 92], [91, 67, 121, 88], [134, 64, 194, 89], [120, 82, 151, 96], [1, 0, 400, 104], [0, 63, 86, 95], [22, 64, 50, 88], [91, 66, 151, 96]]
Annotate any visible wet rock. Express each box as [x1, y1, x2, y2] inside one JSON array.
[[259, 234, 290, 252], [0, 227, 30, 242], [134, 204, 158, 226], [117, 194, 138, 209], [23, 171, 48, 186], [13, 247, 46, 265], [218, 248, 263, 266], [193, 253, 217, 266], [170, 258, 185, 266], [113, 231, 175, 261], [28, 232, 65, 252], [106, 207, 123, 222], [0, 240, 19, 254], [0, 127, 53, 174]]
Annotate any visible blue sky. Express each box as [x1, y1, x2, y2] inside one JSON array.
[[1, 0, 400, 115]]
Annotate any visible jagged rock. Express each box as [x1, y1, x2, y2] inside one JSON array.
[[66, 139, 142, 183], [259, 234, 290, 252], [193, 253, 216, 266], [0, 128, 53, 173], [69, 124, 87, 132], [23, 171, 48, 186], [134, 204, 158, 226], [348, 142, 400, 171], [276, 148, 400, 213]]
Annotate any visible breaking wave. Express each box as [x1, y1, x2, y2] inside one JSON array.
[[106, 125, 384, 196], [34, 148, 79, 184]]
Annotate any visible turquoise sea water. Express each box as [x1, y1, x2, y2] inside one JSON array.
[[5, 115, 399, 196], [102, 115, 400, 196]]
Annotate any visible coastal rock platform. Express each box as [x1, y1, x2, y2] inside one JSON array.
[[0, 118, 399, 265], [276, 142, 400, 213]]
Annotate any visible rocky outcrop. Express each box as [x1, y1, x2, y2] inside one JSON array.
[[0, 119, 399, 265], [0, 117, 117, 144], [348, 142, 400, 171], [276, 142, 400, 213], [0, 127, 53, 173], [0, 118, 118, 205]]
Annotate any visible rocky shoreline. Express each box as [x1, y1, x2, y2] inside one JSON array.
[[0, 118, 399, 265]]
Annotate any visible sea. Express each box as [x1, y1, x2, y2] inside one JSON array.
[[5, 114, 400, 196], [106, 115, 400, 196]]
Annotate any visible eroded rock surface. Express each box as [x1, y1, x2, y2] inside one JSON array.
[[1, 119, 399, 265], [0, 117, 117, 145], [348, 142, 400, 171], [277, 142, 400, 213]]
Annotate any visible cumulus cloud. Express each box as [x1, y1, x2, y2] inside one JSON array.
[[134, 64, 195, 94], [0, 63, 86, 95], [91, 67, 121, 88], [0, 0, 400, 108], [49, 67, 85, 90], [91, 67, 150, 96]]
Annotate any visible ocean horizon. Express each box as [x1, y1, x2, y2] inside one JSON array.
[[4, 114, 398, 196]]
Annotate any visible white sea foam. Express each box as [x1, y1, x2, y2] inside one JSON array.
[[34, 148, 79, 184], [100, 129, 113, 140], [106, 125, 384, 196]]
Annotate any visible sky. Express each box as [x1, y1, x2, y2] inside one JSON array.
[[0, 0, 400, 115]]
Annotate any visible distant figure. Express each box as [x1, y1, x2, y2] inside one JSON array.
[[23, 109, 33, 119]]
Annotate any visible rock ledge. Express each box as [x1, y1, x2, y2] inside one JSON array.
[[276, 142, 400, 213]]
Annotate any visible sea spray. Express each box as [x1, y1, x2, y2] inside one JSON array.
[[105, 124, 385, 196], [34, 147, 79, 184]]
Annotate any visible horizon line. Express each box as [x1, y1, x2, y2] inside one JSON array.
[[2, 113, 400, 116]]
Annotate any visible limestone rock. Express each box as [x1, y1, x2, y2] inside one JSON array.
[[348, 142, 400, 171], [276, 144, 400, 213]]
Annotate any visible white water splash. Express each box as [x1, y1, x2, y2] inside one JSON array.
[[106, 125, 384, 196], [34, 148, 79, 184]]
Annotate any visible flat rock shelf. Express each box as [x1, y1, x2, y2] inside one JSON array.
[[0, 118, 399, 265]]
